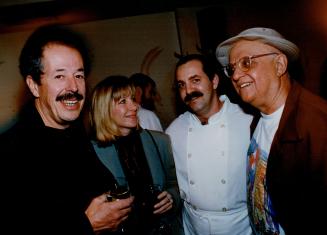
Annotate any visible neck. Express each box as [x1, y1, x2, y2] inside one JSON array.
[[196, 97, 223, 125], [119, 128, 132, 136]]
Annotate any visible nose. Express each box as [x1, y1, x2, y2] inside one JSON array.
[[231, 67, 244, 82], [184, 82, 195, 96], [67, 76, 78, 92]]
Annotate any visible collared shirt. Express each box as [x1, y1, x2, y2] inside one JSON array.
[[166, 95, 253, 235]]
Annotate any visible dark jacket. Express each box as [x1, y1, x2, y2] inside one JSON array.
[[253, 81, 327, 234], [0, 102, 116, 234]]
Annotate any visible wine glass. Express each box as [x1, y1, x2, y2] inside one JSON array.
[[106, 183, 131, 234], [146, 184, 162, 209], [145, 184, 172, 235], [106, 183, 130, 201], [106, 176, 131, 201]]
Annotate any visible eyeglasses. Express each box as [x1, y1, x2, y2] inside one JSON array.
[[223, 52, 279, 78]]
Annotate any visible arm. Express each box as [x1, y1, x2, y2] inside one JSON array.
[[161, 135, 182, 214], [152, 132, 182, 215]]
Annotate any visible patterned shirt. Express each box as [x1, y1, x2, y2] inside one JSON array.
[[247, 106, 285, 235]]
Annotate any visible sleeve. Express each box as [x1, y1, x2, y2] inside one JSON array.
[[155, 132, 182, 214]]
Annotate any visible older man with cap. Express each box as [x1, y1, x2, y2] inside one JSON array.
[[216, 27, 327, 235]]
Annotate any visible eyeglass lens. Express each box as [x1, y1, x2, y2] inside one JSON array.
[[224, 57, 249, 78], [224, 52, 278, 78]]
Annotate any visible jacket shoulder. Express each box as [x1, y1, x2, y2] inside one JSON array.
[[142, 129, 170, 142]]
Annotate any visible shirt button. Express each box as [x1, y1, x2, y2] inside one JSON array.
[[222, 207, 227, 212], [220, 124, 225, 128], [221, 151, 225, 156], [221, 179, 226, 184], [188, 127, 192, 132], [188, 153, 192, 158], [190, 180, 195, 185]]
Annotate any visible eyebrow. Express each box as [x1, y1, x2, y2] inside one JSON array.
[[188, 74, 199, 80], [55, 68, 85, 73]]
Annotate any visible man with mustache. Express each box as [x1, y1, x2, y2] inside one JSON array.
[[165, 54, 253, 235], [0, 24, 133, 234]]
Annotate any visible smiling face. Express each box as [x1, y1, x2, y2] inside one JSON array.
[[26, 43, 86, 129], [175, 59, 220, 119], [110, 93, 138, 136], [229, 40, 286, 112]]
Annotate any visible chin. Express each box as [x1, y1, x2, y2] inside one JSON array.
[[239, 91, 252, 103], [129, 122, 138, 128], [59, 110, 81, 121]]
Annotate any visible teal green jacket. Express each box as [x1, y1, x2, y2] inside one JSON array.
[[92, 129, 181, 214]]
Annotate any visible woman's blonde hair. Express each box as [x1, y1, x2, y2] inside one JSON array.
[[89, 75, 138, 144]]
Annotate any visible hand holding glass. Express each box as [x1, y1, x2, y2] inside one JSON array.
[[106, 183, 131, 234]]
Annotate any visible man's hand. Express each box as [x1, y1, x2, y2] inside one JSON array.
[[85, 194, 134, 232]]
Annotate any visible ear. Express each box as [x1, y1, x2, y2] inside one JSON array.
[[275, 53, 288, 77], [212, 74, 219, 90], [134, 86, 143, 104], [26, 75, 40, 98]]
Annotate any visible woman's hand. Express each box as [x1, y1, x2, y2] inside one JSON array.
[[153, 190, 173, 214]]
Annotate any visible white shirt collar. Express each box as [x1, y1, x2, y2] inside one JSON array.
[[190, 95, 229, 126]]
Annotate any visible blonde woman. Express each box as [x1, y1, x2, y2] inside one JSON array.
[[89, 75, 183, 235]]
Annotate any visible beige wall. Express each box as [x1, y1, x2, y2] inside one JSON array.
[[0, 11, 181, 133]]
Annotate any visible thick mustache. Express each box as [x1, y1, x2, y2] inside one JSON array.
[[56, 92, 84, 102], [184, 91, 203, 103]]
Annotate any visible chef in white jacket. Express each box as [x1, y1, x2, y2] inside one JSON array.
[[166, 54, 253, 235]]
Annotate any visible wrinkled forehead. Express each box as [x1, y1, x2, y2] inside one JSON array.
[[230, 39, 281, 61]]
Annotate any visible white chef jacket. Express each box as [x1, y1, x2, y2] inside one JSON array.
[[138, 106, 163, 131], [166, 95, 253, 235]]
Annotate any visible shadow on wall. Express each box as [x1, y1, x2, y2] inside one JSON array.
[[0, 82, 32, 134]]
